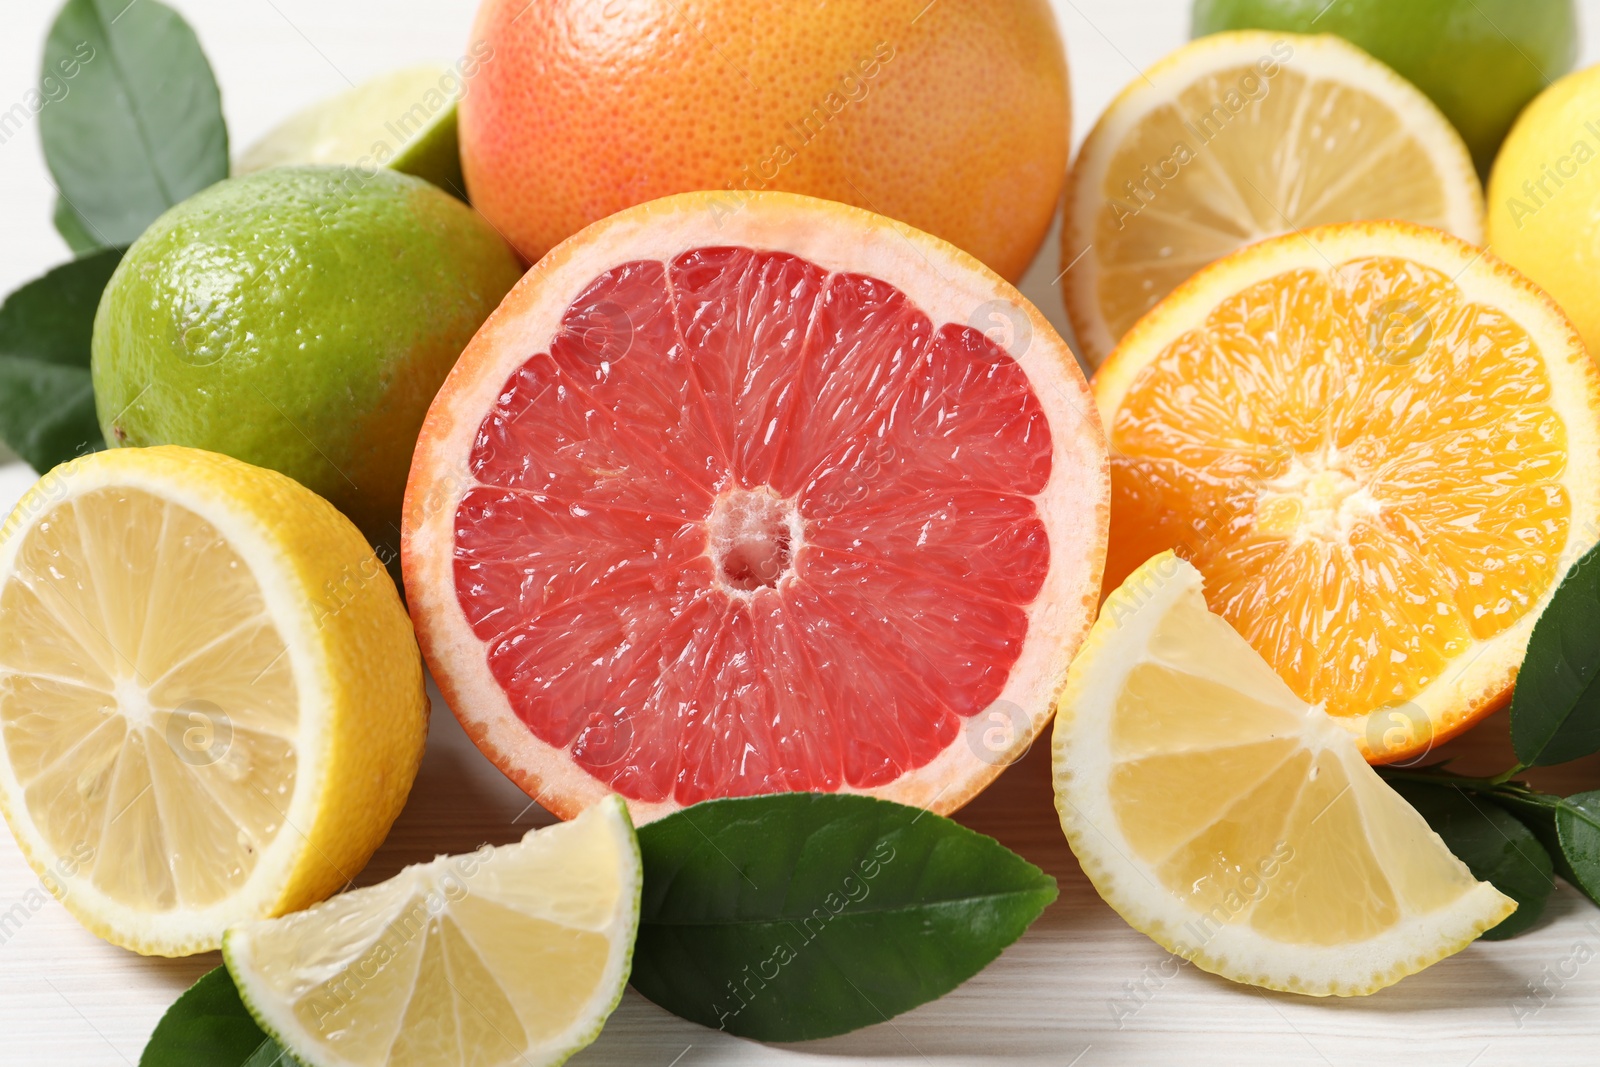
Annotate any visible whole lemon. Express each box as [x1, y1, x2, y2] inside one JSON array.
[[91, 166, 522, 549], [1487, 64, 1600, 357], [457, 0, 1070, 282]]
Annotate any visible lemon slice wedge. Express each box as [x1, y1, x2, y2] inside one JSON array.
[[225, 796, 641, 1067], [0, 447, 426, 956], [1052, 552, 1513, 996]]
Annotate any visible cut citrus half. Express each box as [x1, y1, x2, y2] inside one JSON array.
[[403, 190, 1109, 823], [225, 795, 641, 1067], [1094, 221, 1600, 762], [1053, 552, 1515, 997], [0, 447, 427, 955], [1063, 31, 1483, 367], [237, 66, 466, 197]]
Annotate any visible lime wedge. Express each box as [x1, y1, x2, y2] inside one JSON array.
[[223, 796, 641, 1067]]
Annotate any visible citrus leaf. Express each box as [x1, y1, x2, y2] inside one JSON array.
[[139, 966, 297, 1067], [632, 793, 1057, 1041], [0, 248, 122, 471], [54, 194, 105, 255], [1510, 541, 1600, 766], [40, 0, 228, 248], [1389, 780, 1553, 939], [1493, 789, 1600, 909]]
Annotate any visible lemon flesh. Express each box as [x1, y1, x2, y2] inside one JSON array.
[[1052, 552, 1513, 996], [225, 796, 641, 1067], [237, 66, 467, 198], [1063, 31, 1483, 367], [0, 447, 426, 956]]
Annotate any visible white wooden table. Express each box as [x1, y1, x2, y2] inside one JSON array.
[[4, 1, 1600, 1063]]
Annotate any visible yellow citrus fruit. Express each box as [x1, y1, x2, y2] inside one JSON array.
[[1094, 221, 1600, 762], [1488, 62, 1600, 360], [1064, 31, 1482, 367], [0, 446, 427, 955], [225, 796, 640, 1067], [1053, 552, 1515, 996]]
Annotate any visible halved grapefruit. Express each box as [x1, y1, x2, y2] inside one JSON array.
[[403, 191, 1108, 823]]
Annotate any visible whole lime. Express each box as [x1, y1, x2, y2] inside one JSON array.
[[1488, 64, 1600, 359], [1191, 0, 1578, 173], [92, 166, 521, 548]]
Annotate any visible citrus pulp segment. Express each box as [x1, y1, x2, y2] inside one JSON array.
[[1053, 552, 1515, 996], [1063, 31, 1483, 367], [0, 447, 427, 955], [225, 795, 641, 1067], [404, 191, 1109, 823], [1093, 221, 1600, 762]]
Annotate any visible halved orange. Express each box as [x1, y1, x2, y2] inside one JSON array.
[[1063, 31, 1483, 368], [1094, 221, 1600, 762], [403, 191, 1109, 823]]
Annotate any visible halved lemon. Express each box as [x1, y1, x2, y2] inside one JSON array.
[[0, 447, 427, 955], [1095, 220, 1600, 762], [1053, 552, 1514, 996], [224, 795, 641, 1067], [1063, 31, 1483, 367]]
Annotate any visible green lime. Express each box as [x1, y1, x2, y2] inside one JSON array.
[[91, 166, 522, 549], [1191, 0, 1578, 172], [236, 66, 469, 199]]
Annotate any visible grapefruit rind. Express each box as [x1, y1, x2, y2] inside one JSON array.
[[1064, 31, 1485, 368], [1091, 221, 1600, 763], [1052, 552, 1514, 997], [403, 190, 1109, 824]]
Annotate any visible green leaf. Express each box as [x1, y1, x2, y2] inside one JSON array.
[[54, 194, 104, 254], [139, 966, 296, 1067], [1494, 789, 1600, 908], [0, 248, 123, 471], [1510, 540, 1600, 766], [40, 0, 228, 248], [1389, 780, 1553, 939], [1553, 791, 1600, 907], [632, 793, 1057, 1041]]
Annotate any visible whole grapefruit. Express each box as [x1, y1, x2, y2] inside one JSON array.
[[458, 0, 1070, 281]]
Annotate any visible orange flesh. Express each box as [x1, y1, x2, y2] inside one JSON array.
[[452, 247, 1054, 806], [1104, 256, 1568, 724]]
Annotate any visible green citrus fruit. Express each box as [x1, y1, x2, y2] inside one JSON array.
[[1191, 0, 1578, 173], [91, 166, 522, 549], [237, 66, 468, 199]]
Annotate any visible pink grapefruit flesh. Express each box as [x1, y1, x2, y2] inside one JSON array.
[[404, 191, 1108, 823]]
